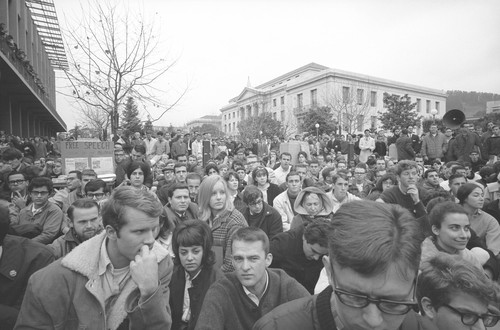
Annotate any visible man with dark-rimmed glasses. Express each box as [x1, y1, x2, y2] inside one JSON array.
[[254, 200, 422, 330], [401, 253, 500, 330]]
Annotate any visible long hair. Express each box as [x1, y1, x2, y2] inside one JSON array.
[[197, 175, 234, 221]]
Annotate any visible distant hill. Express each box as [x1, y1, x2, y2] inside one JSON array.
[[446, 90, 500, 118]]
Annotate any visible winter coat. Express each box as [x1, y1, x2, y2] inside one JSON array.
[[15, 232, 173, 330]]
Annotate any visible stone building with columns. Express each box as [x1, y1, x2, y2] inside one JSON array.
[[0, 0, 67, 137], [220, 63, 447, 137]]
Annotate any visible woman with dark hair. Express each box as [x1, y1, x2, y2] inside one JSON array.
[[297, 151, 308, 165], [123, 161, 152, 192], [223, 170, 245, 213], [458, 183, 500, 256], [251, 166, 282, 206], [169, 220, 222, 330], [367, 173, 398, 200], [204, 163, 219, 176]]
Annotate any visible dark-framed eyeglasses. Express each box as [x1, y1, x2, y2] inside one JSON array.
[[30, 190, 49, 197], [332, 273, 418, 315], [86, 192, 105, 199], [248, 199, 263, 206], [443, 304, 499, 327], [9, 179, 26, 185]]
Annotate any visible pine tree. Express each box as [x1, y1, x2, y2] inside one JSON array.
[[121, 97, 143, 138], [143, 115, 153, 133], [378, 93, 421, 130]]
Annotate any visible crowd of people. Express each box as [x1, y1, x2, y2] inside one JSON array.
[[2, 121, 500, 330]]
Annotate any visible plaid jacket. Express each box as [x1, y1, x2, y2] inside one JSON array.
[[210, 209, 248, 273]]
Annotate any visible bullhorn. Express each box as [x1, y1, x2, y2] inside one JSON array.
[[442, 109, 465, 130]]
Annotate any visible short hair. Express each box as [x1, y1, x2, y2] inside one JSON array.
[[172, 219, 215, 267], [242, 185, 263, 204], [374, 173, 398, 192], [223, 170, 240, 184], [176, 154, 187, 160], [101, 186, 162, 234], [68, 170, 82, 181], [303, 219, 332, 248], [297, 151, 307, 160], [309, 159, 319, 166], [167, 182, 189, 198], [286, 170, 301, 182], [330, 201, 423, 278], [418, 253, 495, 315], [294, 163, 307, 170], [457, 183, 483, 205], [197, 175, 234, 221], [67, 198, 99, 222], [157, 131, 164, 136], [252, 167, 268, 183], [332, 171, 349, 184], [448, 173, 466, 184], [428, 202, 467, 232], [28, 177, 53, 193], [395, 160, 418, 176], [320, 166, 335, 180], [173, 162, 187, 173], [126, 161, 151, 179], [204, 163, 219, 176], [7, 171, 27, 181], [451, 165, 466, 175], [81, 169, 97, 178], [280, 152, 292, 160], [84, 179, 108, 194], [134, 144, 146, 155], [231, 227, 270, 254], [423, 169, 438, 179], [1, 148, 23, 161], [186, 172, 202, 183]]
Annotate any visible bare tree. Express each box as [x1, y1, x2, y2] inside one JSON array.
[[77, 101, 109, 141], [323, 84, 373, 134], [60, 0, 187, 137]]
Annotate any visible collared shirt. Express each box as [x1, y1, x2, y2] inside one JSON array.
[[242, 270, 269, 306], [182, 269, 202, 322], [98, 238, 130, 314], [31, 203, 44, 217]]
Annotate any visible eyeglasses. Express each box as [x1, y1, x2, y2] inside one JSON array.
[[443, 304, 499, 327], [332, 275, 418, 315], [248, 199, 263, 206], [31, 191, 49, 197], [9, 179, 26, 185]]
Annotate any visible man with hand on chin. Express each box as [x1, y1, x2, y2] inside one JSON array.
[[377, 160, 428, 218], [15, 187, 173, 329]]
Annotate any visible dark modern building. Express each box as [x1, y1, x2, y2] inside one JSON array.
[[0, 0, 67, 137]]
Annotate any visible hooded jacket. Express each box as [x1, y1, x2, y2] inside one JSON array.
[[15, 232, 173, 330], [290, 187, 334, 229]]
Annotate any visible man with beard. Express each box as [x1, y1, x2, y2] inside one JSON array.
[[378, 160, 428, 218], [49, 199, 102, 259]]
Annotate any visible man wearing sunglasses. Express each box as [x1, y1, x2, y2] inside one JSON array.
[[402, 253, 499, 329], [254, 201, 422, 330]]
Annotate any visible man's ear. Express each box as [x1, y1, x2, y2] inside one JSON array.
[[420, 297, 437, 320], [106, 225, 118, 241], [323, 255, 333, 287], [265, 253, 273, 267]]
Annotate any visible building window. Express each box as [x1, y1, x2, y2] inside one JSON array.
[[273, 98, 277, 107], [426, 100, 431, 113], [371, 116, 377, 129], [357, 115, 365, 132], [224, 114, 226, 121], [225, 124, 227, 133], [233, 123, 235, 131], [416, 99, 421, 112], [370, 91, 377, 107], [297, 93, 303, 109], [273, 112, 277, 120], [227, 124, 230, 132], [233, 112, 235, 119], [342, 87, 350, 103], [311, 89, 317, 107], [357, 89, 364, 105], [435, 101, 440, 113], [281, 110, 285, 121], [281, 96, 285, 105]]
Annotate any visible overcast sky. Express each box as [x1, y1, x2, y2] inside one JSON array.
[[53, 0, 500, 129]]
